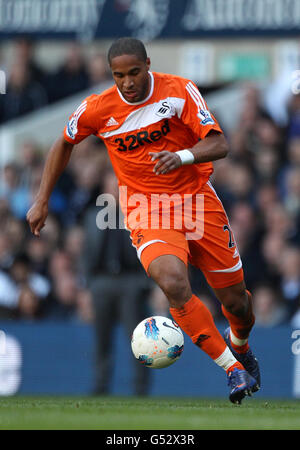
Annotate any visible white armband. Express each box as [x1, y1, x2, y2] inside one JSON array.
[[176, 149, 195, 165]]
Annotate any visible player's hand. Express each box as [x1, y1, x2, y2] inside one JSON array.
[[26, 199, 49, 237], [149, 151, 182, 175]]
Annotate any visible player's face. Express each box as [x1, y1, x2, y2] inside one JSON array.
[[110, 54, 151, 103]]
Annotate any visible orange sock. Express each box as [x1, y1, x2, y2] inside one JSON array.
[[170, 294, 227, 360], [226, 361, 244, 374], [170, 295, 243, 372], [221, 290, 255, 354]]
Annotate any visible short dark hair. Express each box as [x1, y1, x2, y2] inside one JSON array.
[[107, 37, 147, 65]]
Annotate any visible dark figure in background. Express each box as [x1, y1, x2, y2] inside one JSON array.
[[81, 170, 151, 396], [0, 59, 48, 124], [48, 43, 89, 103], [13, 37, 47, 86]]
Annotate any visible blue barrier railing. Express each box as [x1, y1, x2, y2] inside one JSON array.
[[0, 321, 298, 398]]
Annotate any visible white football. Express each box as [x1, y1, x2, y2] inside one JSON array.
[[131, 316, 184, 369]]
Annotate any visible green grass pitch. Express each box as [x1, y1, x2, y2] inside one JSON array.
[[0, 396, 299, 430]]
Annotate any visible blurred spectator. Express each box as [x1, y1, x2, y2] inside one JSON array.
[[50, 271, 79, 320], [0, 253, 50, 319], [253, 115, 283, 156], [0, 198, 10, 224], [5, 216, 26, 255], [64, 225, 85, 263], [82, 169, 152, 395], [62, 141, 109, 226], [9, 253, 50, 299], [228, 84, 270, 160], [41, 213, 62, 250], [87, 52, 111, 87], [278, 246, 300, 318], [286, 136, 300, 166], [0, 269, 20, 318], [45, 230, 89, 319], [0, 59, 48, 123], [224, 162, 255, 205], [0, 163, 32, 220], [254, 182, 279, 216], [0, 206, 26, 271], [261, 232, 286, 283], [283, 167, 300, 220], [65, 226, 87, 285], [68, 138, 110, 184], [18, 140, 44, 188], [262, 202, 297, 240], [0, 40, 113, 123], [17, 286, 40, 320], [230, 201, 265, 290], [13, 37, 47, 86], [48, 249, 74, 281], [0, 231, 14, 271], [25, 236, 50, 276], [252, 284, 288, 327], [287, 93, 300, 139], [64, 158, 102, 226], [210, 158, 235, 211], [48, 43, 89, 103], [253, 146, 280, 184]]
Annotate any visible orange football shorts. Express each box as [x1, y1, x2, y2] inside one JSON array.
[[130, 181, 244, 289]]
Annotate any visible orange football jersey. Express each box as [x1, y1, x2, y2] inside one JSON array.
[[64, 71, 223, 228]]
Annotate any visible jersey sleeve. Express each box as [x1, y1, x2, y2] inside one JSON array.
[[63, 94, 100, 144], [179, 80, 223, 140]]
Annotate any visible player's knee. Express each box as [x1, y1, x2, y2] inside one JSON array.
[[155, 271, 191, 308], [222, 287, 249, 317]]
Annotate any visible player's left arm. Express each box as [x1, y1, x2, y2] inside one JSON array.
[[150, 80, 229, 175], [150, 130, 228, 175]]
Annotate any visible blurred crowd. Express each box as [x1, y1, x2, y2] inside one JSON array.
[[208, 85, 300, 328], [0, 39, 299, 329], [0, 38, 112, 124]]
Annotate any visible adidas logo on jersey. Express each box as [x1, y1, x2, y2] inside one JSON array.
[[106, 117, 119, 127]]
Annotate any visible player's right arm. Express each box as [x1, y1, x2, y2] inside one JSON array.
[[26, 134, 74, 236], [27, 94, 100, 236]]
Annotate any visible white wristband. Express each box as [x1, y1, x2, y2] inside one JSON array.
[[176, 149, 195, 165]]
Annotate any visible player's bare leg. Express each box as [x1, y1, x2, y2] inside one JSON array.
[[147, 254, 257, 403], [213, 281, 261, 391], [148, 254, 192, 307], [213, 281, 253, 330]]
